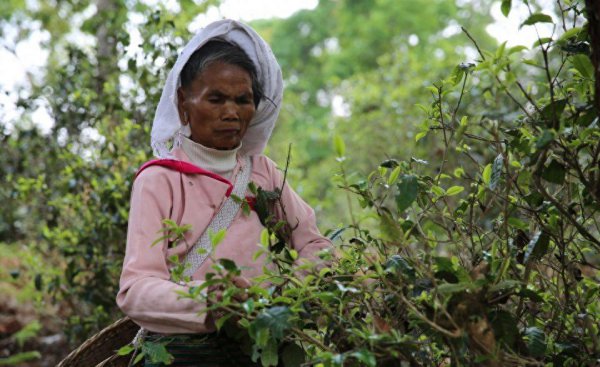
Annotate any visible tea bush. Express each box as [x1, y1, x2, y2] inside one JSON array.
[[144, 2, 600, 366]]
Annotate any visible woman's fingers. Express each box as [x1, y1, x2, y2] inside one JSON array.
[[232, 276, 252, 289], [232, 276, 250, 302], [208, 276, 252, 304]]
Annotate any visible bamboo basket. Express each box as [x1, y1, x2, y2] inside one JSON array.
[[57, 317, 140, 367]]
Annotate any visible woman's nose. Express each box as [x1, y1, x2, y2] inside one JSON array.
[[222, 100, 239, 121]]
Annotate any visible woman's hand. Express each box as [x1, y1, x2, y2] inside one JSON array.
[[208, 275, 251, 321]]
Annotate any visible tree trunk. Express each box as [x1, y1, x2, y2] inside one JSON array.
[[95, 0, 118, 96], [585, 0, 600, 112]]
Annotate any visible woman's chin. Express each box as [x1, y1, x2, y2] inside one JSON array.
[[214, 140, 241, 151]]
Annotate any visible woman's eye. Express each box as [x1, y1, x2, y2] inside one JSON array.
[[236, 97, 251, 104]]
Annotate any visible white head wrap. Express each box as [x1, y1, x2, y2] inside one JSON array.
[[151, 19, 283, 158]]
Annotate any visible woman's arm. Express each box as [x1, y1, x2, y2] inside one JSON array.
[[116, 168, 212, 334]]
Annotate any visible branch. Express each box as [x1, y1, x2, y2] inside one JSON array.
[[461, 27, 533, 119], [533, 170, 600, 247]]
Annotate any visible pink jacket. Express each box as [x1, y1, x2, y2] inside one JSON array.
[[116, 148, 331, 334]]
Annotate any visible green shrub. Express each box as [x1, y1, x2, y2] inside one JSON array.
[[161, 2, 600, 366]]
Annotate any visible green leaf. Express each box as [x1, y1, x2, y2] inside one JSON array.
[[510, 160, 522, 168], [508, 45, 528, 54], [431, 185, 445, 197], [482, 164, 492, 185], [252, 306, 292, 341], [334, 280, 360, 294], [333, 135, 345, 157], [215, 313, 233, 330], [524, 231, 550, 263], [248, 181, 258, 195], [327, 227, 347, 241], [571, 54, 594, 79], [561, 41, 590, 54], [260, 229, 270, 246], [490, 154, 503, 190], [379, 159, 399, 168], [437, 282, 472, 295], [524, 327, 546, 358], [488, 280, 521, 293], [385, 255, 416, 281], [218, 258, 238, 272], [501, 0, 511, 17], [446, 186, 464, 196], [489, 310, 519, 348], [533, 37, 553, 48], [520, 13, 553, 28], [281, 343, 305, 367], [518, 288, 543, 302], [350, 349, 377, 367], [261, 338, 279, 367], [395, 175, 418, 212], [14, 321, 41, 347], [243, 299, 255, 314], [209, 228, 227, 247], [133, 352, 145, 365], [449, 64, 466, 85], [541, 99, 567, 126], [522, 58, 540, 67], [415, 131, 428, 142], [558, 26, 582, 42], [508, 217, 528, 230], [496, 41, 507, 59], [388, 166, 401, 185], [142, 342, 174, 364], [535, 129, 555, 149], [541, 159, 566, 184], [434, 256, 455, 273], [0, 351, 41, 365], [117, 344, 134, 356]]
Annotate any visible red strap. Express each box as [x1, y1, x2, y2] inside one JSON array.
[[135, 159, 234, 196]]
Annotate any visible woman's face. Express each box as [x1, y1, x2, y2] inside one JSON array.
[[177, 61, 256, 150]]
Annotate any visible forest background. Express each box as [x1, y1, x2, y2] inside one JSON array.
[[0, 0, 599, 366]]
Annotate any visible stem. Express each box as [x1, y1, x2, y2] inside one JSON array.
[[291, 327, 332, 352], [461, 27, 533, 119], [451, 71, 469, 124], [533, 174, 600, 247], [339, 159, 359, 236], [435, 85, 450, 186]]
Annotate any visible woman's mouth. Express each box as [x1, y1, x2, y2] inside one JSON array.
[[216, 128, 240, 135]]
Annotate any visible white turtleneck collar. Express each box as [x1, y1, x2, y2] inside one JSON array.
[[181, 136, 240, 180]]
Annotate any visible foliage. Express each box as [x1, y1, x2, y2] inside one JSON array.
[[165, 1, 597, 366], [0, 0, 598, 365], [253, 0, 497, 229], [0, 0, 197, 348]]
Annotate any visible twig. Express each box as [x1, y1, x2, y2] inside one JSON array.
[[461, 27, 533, 119], [291, 327, 332, 352]]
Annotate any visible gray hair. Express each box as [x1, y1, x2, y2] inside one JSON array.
[[179, 40, 263, 107]]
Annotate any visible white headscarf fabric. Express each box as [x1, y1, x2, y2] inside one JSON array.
[[151, 19, 283, 158]]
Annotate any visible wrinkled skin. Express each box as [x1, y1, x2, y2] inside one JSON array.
[[177, 62, 256, 150]]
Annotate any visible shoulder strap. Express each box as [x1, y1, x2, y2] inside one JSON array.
[[135, 159, 234, 196], [182, 156, 253, 278]]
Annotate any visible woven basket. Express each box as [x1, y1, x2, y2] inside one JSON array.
[[57, 317, 140, 367]]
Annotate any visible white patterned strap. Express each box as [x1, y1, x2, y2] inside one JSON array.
[[182, 156, 252, 278]]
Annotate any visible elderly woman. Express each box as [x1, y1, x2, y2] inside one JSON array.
[[116, 20, 331, 365]]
